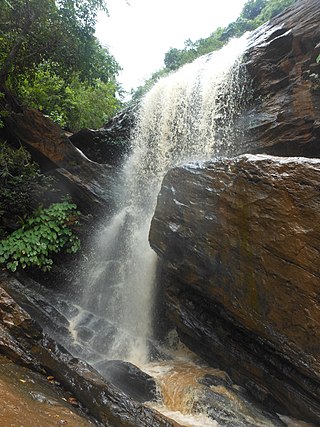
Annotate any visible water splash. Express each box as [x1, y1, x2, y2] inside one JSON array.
[[142, 339, 285, 427], [69, 33, 250, 365]]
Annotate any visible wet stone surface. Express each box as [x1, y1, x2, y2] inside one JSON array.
[[0, 355, 97, 427], [150, 154, 320, 424]]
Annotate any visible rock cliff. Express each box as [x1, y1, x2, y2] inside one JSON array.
[[70, 103, 137, 164], [149, 155, 320, 423], [4, 108, 116, 214], [243, 0, 320, 157]]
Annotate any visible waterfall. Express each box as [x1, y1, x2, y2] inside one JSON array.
[[69, 33, 250, 367]]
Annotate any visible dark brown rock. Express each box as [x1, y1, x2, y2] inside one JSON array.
[[4, 108, 116, 214], [70, 103, 138, 165], [0, 279, 182, 427], [242, 0, 320, 157], [69, 128, 128, 165], [149, 154, 320, 424], [94, 359, 158, 403]]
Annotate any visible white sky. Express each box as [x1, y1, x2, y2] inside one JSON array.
[[95, 0, 247, 94]]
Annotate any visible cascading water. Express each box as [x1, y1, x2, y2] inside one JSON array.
[[68, 34, 250, 368]]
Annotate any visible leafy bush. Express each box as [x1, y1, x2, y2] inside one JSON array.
[[65, 77, 121, 131], [0, 140, 59, 235], [17, 63, 121, 131], [0, 201, 80, 272]]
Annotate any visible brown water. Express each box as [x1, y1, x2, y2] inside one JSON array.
[[0, 356, 96, 427], [145, 358, 268, 427], [142, 344, 317, 427], [147, 361, 220, 427]]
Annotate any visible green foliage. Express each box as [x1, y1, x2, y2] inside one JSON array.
[[0, 0, 118, 84], [241, 0, 267, 20], [0, 92, 7, 128], [17, 63, 121, 130], [258, 0, 295, 21], [0, 140, 59, 235], [0, 201, 80, 272], [1, 0, 121, 130], [17, 62, 70, 127], [65, 78, 121, 131]]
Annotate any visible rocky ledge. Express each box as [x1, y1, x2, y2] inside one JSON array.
[[4, 108, 116, 215], [149, 154, 320, 424], [0, 277, 182, 427]]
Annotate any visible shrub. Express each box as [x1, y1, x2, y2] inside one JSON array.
[[17, 63, 121, 131], [0, 140, 60, 236], [0, 201, 80, 272]]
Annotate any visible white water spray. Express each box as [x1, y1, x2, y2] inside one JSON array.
[[70, 33, 250, 366]]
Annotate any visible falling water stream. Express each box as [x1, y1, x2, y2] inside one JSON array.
[[71, 33, 250, 360], [63, 34, 314, 426]]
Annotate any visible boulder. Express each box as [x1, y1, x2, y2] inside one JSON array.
[[69, 128, 128, 165], [70, 103, 138, 165], [0, 279, 182, 427], [242, 0, 320, 157], [149, 154, 320, 424], [94, 359, 158, 403]]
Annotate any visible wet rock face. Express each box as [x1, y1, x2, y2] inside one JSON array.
[[149, 154, 320, 423], [95, 359, 158, 403], [70, 103, 138, 165], [0, 278, 182, 427], [243, 0, 320, 157], [70, 128, 128, 165], [4, 109, 116, 214]]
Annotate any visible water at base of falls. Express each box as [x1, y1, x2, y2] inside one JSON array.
[[69, 33, 250, 367]]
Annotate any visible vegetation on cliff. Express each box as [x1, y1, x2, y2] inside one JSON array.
[[0, 141, 59, 237], [132, 0, 295, 100], [0, 0, 120, 272], [0, 0, 121, 131], [0, 140, 80, 272], [0, 201, 80, 272]]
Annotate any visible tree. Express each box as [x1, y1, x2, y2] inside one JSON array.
[[0, 0, 122, 129], [164, 48, 183, 71], [241, 0, 267, 20], [259, 0, 294, 21], [0, 0, 119, 86], [17, 62, 121, 131]]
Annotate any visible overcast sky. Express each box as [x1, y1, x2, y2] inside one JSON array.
[[95, 0, 248, 94]]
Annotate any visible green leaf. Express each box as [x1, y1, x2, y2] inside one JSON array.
[[0, 201, 80, 272]]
